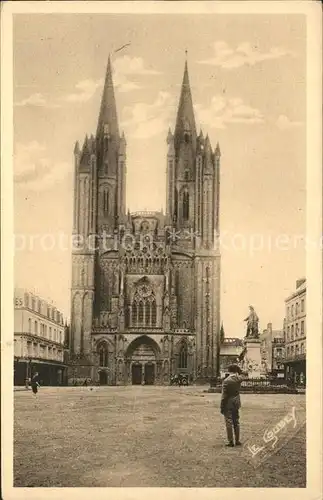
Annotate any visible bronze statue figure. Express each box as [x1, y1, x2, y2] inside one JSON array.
[[244, 306, 259, 338]]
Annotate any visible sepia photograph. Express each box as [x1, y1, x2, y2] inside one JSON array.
[[1, 1, 322, 497]]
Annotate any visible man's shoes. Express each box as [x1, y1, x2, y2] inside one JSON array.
[[235, 441, 242, 446], [225, 442, 234, 447]]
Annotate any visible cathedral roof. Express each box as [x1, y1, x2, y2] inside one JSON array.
[[96, 56, 120, 141], [130, 210, 165, 221]]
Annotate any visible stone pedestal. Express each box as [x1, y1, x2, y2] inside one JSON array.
[[242, 338, 262, 378]]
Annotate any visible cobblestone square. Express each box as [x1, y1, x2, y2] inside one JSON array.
[[14, 387, 306, 488]]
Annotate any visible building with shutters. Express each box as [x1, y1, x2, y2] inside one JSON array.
[[14, 288, 67, 386], [260, 323, 285, 377], [68, 56, 221, 385], [283, 278, 306, 385]]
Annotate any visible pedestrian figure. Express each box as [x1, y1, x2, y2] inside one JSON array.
[[31, 372, 40, 395], [82, 379, 88, 387], [220, 364, 246, 447]]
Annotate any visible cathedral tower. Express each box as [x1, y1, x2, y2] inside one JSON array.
[[70, 57, 126, 363], [166, 59, 221, 379]]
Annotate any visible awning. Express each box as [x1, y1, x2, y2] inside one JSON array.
[[15, 358, 67, 368]]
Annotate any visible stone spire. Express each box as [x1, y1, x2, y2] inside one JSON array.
[[174, 59, 197, 147], [96, 55, 120, 140]]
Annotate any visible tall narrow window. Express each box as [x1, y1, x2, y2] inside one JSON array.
[[99, 345, 108, 367], [104, 190, 109, 212], [151, 300, 157, 326], [179, 342, 188, 369], [132, 303, 137, 326], [174, 188, 178, 221], [138, 302, 144, 325], [28, 318, 31, 333], [183, 190, 189, 220], [146, 301, 151, 326], [34, 321, 38, 335]]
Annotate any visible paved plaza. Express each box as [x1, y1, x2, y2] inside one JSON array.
[[14, 386, 306, 488]]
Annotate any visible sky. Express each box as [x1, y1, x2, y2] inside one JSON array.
[[13, 13, 306, 336]]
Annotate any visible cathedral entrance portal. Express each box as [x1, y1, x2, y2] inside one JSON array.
[[126, 335, 160, 385]]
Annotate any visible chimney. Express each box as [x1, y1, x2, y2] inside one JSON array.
[[296, 278, 306, 289]]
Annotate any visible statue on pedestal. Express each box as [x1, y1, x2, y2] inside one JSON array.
[[244, 306, 259, 339]]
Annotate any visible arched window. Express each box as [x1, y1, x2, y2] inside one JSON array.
[[99, 344, 108, 367], [151, 300, 157, 327], [138, 302, 144, 325], [34, 321, 38, 335], [103, 190, 109, 212], [179, 342, 188, 369], [28, 318, 31, 333], [183, 190, 189, 220]]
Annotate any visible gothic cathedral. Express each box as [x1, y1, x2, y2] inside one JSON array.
[[68, 56, 221, 385]]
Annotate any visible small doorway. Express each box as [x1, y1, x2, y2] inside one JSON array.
[[144, 363, 155, 385], [132, 364, 142, 385], [99, 371, 108, 385]]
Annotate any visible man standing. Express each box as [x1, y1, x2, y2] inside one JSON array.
[[220, 364, 247, 447], [31, 372, 40, 395]]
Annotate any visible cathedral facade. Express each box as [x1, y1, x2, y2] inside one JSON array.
[[68, 56, 221, 385]]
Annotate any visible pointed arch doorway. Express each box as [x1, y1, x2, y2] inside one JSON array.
[[126, 335, 160, 385]]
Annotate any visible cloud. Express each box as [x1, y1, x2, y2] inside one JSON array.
[[276, 115, 303, 130], [63, 56, 159, 102], [14, 93, 60, 108], [198, 41, 294, 69], [63, 79, 103, 103], [195, 95, 264, 129], [113, 56, 161, 76], [14, 141, 70, 191], [121, 91, 175, 139]]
